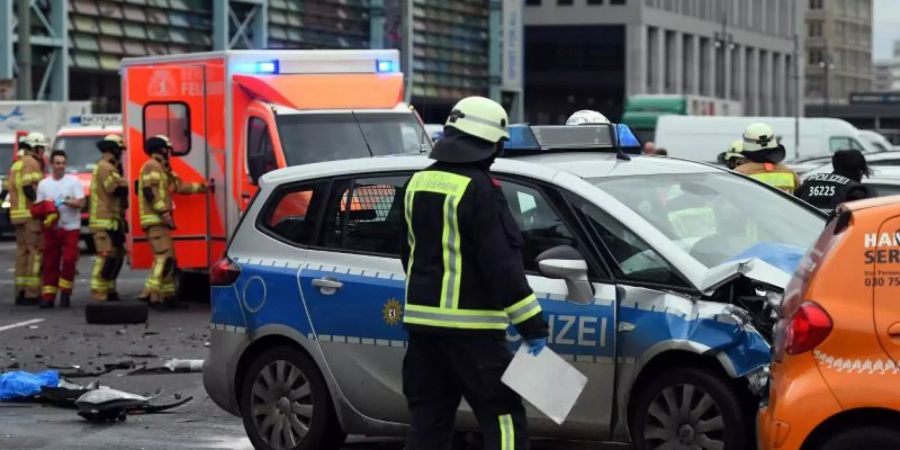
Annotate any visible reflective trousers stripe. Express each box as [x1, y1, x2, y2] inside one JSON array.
[[403, 305, 510, 330], [499, 414, 514, 450]]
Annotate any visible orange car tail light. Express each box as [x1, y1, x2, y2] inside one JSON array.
[[785, 301, 832, 355]]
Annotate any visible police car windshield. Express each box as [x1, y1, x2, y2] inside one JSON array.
[[275, 112, 431, 167], [590, 172, 824, 269], [52, 136, 103, 173]]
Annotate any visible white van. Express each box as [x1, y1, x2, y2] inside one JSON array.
[[859, 129, 897, 152], [654, 116, 876, 163]]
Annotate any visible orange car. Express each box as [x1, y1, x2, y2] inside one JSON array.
[[758, 196, 900, 450]]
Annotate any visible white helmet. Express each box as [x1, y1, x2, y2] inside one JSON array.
[[21, 132, 49, 149], [742, 122, 777, 152], [444, 96, 509, 144], [566, 110, 610, 126], [724, 139, 744, 160]]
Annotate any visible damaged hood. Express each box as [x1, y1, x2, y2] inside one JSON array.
[[699, 242, 805, 294], [700, 257, 792, 294]]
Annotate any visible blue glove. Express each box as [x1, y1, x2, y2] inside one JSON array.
[[54, 198, 65, 208], [525, 337, 547, 356]]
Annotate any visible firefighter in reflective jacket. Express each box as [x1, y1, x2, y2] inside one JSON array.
[[138, 135, 206, 308], [735, 122, 800, 194], [796, 149, 872, 214], [8, 132, 47, 305], [401, 96, 549, 450], [90, 134, 129, 301]]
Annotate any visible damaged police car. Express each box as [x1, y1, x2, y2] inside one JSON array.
[[204, 124, 824, 450]]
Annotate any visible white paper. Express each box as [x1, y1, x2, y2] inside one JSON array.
[[501, 345, 588, 425]]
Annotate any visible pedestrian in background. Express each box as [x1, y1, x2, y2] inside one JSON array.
[[8, 132, 47, 305], [401, 97, 548, 450], [90, 134, 129, 302], [32, 150, 84, 308], [796, 149, 872, 214], [735, 122, 800, 194]]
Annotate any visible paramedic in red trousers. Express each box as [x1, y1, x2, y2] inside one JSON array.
[[401, 96, 549, 450], [33, 150, 85, 308]]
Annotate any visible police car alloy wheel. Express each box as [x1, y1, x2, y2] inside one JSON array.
[[631, 367, 751, 450], [239, 346, 345, 450]]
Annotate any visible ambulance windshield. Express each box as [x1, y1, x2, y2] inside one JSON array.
[[53, 135, 104, 174], [591, 172, 824, 269], [276, 112, 431, 167]]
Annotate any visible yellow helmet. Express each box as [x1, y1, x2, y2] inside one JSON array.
[[742, 122, 777, 152], [724, 139, 744, 160], [566, 110, 610, 125], [444, 96, 509, 144], [97, 134, 125, 152], [21, 132, 49, 149]]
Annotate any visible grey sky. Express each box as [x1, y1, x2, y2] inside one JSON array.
[[873, 0, 900, 61]]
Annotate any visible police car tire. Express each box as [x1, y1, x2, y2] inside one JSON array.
[[631, 367, 751, 450], [819, 426, 900, 450], [84, 302, 149, 324], [239, 346, 345, 450]]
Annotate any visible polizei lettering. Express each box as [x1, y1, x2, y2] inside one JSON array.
[[864, 232, 900, 264]]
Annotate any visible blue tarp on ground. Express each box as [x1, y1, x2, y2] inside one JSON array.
[[0, 370, 59, 401]]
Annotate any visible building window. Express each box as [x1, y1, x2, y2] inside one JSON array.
[[808, 21, 822, 37], [809, 0, 823, 9], [610, 0, 625, 4], [588, 0, 604, 4], [558, 0, 573, 5], [526, 0, 541, 5]]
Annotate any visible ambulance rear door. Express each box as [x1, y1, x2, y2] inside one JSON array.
[[124, 64, 212, 270]]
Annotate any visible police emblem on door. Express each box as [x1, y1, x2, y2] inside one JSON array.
[[383, 298, 402, 326]]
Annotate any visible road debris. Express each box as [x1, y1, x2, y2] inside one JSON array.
[[75, 387, 193, 423], [128, 359, 204, 375], [0, 370, 59, 401]]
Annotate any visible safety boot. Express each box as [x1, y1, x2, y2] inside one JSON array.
[[60, 293, 71, 309]]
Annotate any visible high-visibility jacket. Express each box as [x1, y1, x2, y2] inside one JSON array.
[[736, 162, 800, 194], [138, 155, 205, 229], [89, 155, 127, 231], [7, 154, 43, 225], [401, 163, 548, 340]]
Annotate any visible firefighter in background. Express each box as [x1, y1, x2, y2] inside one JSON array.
[[8, 132, 47, 305], [90, 134, 129, 302], [722, 139, 746, 170], [735, 122, 800, 194], [32, 150, 85, 308], [138, 135, 206, 308], [401, 97, 548, 450]]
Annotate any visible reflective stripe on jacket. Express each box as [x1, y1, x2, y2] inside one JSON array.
[[737, 162, 799, 194], [7, 155, 43, 224], [89, 156, 124, 231], [401, 164, 547, 339]]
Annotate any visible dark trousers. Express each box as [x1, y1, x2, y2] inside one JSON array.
[[403, 331, 530, 450]]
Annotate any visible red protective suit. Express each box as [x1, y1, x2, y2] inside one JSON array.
[[30, 200, 79, 304]]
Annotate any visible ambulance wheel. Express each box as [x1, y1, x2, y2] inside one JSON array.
[[240, 346, 345, 450], [818, 426, 900, 450], [631, 367, 751, 450], [85, 302, 149, 325]]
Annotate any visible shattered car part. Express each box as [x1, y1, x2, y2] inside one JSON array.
[[127, 359, 204, 375], [75, 387, 193, 423]]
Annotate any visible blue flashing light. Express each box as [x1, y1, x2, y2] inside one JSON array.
[[504, 125, 540, 151], [616, 124, 641, 148], [376, 59, 395, 73], [254, 60, 279, 74]]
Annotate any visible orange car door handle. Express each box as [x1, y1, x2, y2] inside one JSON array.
[[888, 323, 900, 338]]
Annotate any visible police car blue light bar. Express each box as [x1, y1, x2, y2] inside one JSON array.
[[254, 60, 279, 74], [504, 124, 641, 154], [375, 59, 395, 73]]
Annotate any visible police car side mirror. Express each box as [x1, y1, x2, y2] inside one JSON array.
[[536, 245, 594, 305]]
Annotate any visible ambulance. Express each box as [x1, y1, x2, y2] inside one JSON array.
[[52, 114, 123, 251], [120, 50, 431, 272]]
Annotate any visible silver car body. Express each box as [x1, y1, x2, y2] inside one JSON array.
[[204, 152, 815, 442]]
